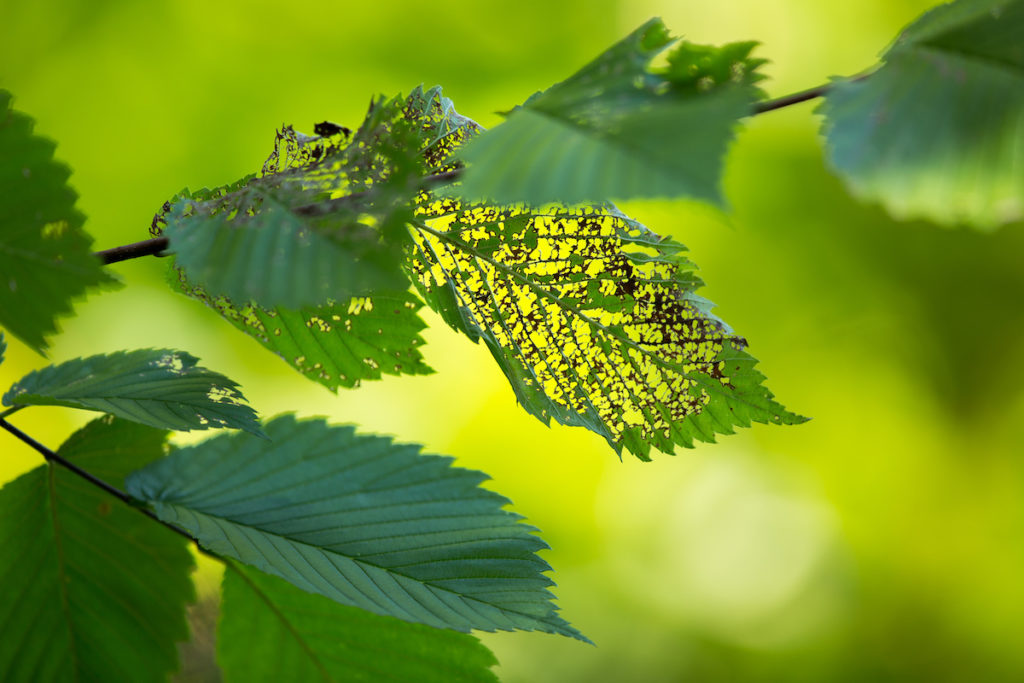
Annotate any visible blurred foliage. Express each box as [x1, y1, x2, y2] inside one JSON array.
[[2, 0, 1024, 681], [821, 0, 1024, 229]]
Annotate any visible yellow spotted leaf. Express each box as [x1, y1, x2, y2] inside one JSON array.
[[407, 199, 806, 460]]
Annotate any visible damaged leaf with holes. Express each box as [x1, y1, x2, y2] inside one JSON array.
[[156, 88, 451, 309], [408, 198, 805, 460], [154, 87, 476, 389], [2, 349, 263, 435], [169, 270, 432, 390]]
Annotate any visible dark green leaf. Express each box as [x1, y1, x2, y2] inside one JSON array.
[[452, 19, 766, 205], [126, 415, 587, 641], [0, 90, 119, 354], [3, 349, 262, 435], [409, 200, 806, 460], [0, 417, 194, 682], [57, 413, 172, 488], [0, 332, 5, 366], [219, 562, 499, 683], [821, 0, 1024, 229]]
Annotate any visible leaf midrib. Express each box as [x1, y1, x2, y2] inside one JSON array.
[[225, 560, 337, 683], [161, 501, 574, 635], [46, 465, 81, 683]]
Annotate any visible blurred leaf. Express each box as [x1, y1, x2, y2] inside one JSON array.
[[821, 0, 1024, 229], [3, 349, 262, 435], [126, 415, 587, 641], [409, 200, 804, 460], [0, 332, 5, 367], [0, 417, 194, 682], [158, 88, 459, 309], [452, 19, 766, 205], [219, 562, 499, 683], [0, 90, 119, 355]]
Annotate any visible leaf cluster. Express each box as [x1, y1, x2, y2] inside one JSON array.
[[1, 1, 1022, 679]]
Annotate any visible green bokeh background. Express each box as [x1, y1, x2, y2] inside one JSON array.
[[3, 1, 1024, 680]]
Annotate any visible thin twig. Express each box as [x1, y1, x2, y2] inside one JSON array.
[[95, 237, 169, 265], [754, 83, 832, 113], [754, 73, 871, 114], [0, 405, 26, 420], [0, 416, 197, 545]]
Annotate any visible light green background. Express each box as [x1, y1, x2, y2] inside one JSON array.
[[3, 1, 1024, 680]]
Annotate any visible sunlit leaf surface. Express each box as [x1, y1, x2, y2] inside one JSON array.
[[3, 349, 262, 435], [219, 562, 499, 683], [821, 0, 1024, 229], [0, 90, 118, 355], [126, 415, 586, 641], [409, 199, 805, 459], [0, 417, 194, 682]]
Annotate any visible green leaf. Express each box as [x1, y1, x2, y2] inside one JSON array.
[[125, 415, 587, 641], [55, 413, 176, 487], [0, 90, 119, 354], [0, 417, 194, 682], [168, 272, 432, 391], [158, 87, 477, 390], [0, 332, 5, 366], [452, 19, 766, 205], [3, 349, 262, 435], [158, 89, 453, 309], [219, 562, 499, 683], [163, 200, 394, 310], [821, 0, 1024, 229], [409, 200, 805, 460]]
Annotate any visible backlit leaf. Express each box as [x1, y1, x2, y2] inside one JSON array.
[[453, 19, 766, 205], [219, 562, 499, 683], [409, 199, 805, 460], [0, 417, 194, 682], [821, 0, 1024, 229], [3, 349, 262, 435], [0, 90, 119, 354], [126, 415, 587, 641]]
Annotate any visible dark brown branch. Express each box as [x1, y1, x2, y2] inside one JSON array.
[[0, 416, 196, 545], [95, 237, 169, 265], [754, 73, 871, 114]]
